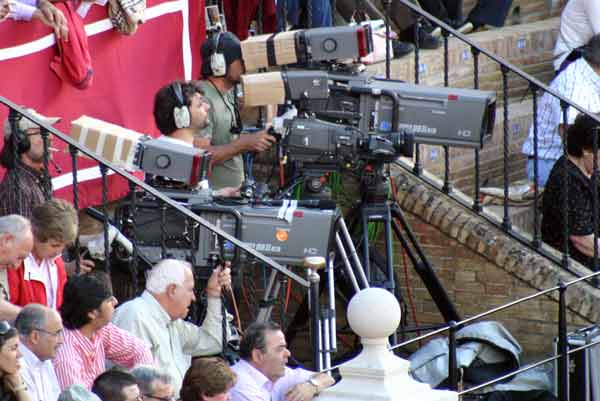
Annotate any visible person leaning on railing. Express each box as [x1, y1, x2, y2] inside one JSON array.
[[541, 113, 600, 270]]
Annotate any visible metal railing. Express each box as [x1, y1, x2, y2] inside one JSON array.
[[391, 0, 600, 280]]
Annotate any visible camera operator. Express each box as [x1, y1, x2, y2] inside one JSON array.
[[195, 31, 276, 191], [153, 80, 240, 197]]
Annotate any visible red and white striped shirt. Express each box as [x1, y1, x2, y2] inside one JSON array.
[[53, 322, 153, 390]]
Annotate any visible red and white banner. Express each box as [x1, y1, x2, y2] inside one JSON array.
[[0, 0, 205, 208]]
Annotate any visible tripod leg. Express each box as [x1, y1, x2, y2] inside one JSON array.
[[338, 217, 369, 288], [335, 233, 361, 292], [361, 207, 371, 282], [390, 203, 461, 323], [256, 269, 281, 322]]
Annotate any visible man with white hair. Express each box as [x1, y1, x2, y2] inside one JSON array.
[[131, 365, 175, 401], [0, 214, 34, 320], [112, 259, 231, 396]]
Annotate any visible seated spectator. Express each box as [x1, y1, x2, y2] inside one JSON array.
[[180, 358, 236, 401], [0, 108, 59, 218], [522, 34, 600, 187], [0, 215, 33, 321], [554, 0, 600, 73], [277, 0, 332, 29], [541, 113, 600, 269], [15, 304, 63, 401], [92, 369, 141, 401], [112, 259, 231, 396], [8, 199, 78, 311], [53, 273, 153, 390], [0, 321, 30, 401], [131, 366, 175, 401], [58, 385, 101, 401], [230, 322, 334, 401], [1, 0, 68, 39]]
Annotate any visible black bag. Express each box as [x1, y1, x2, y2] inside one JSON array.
[[468, 0, 513, 27]]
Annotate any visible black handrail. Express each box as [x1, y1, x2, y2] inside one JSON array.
[[0, 97, 309, 288]]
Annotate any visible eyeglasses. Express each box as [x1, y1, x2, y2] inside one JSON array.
[[0, 321, 11, 335], [143, 394, 176, 401], [34, 327, 64, 337]]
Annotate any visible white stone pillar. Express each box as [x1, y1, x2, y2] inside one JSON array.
[[316, 288, 457, 401]]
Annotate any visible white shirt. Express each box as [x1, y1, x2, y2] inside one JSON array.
[[23, 254, 59, 309], [230, 359, 313, 401], [112, 291, 225, 396], [20, 343, 61, 401], [554, 0, 600, 69], [522, 58, 600, 161]]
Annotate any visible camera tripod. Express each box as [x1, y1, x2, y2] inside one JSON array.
[[257, 165, 461, 370]]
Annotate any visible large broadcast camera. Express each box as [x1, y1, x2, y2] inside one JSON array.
[[279, 116, 413, 175], [115, 193, 340, 268], [242, 70, 497, 149]]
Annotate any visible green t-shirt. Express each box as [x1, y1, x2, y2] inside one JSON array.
[[198, 81, 244, 190]]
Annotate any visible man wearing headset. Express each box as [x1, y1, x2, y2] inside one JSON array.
[[195, 31, 276, 191], [0, 108, 59, 218]]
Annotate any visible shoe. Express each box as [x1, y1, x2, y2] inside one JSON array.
[[392, 40, 414, 58], [401, 25, 441, 50]]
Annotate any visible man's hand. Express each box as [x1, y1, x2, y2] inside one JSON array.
[[64, 256, 95, 276], [238, 130, 276, 153], [285, 383, 318, 401], [34, 0, 68, 40], [205, 263, 232, 298]]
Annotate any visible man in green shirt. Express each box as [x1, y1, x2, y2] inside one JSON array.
[[195, 32, 276, 191]]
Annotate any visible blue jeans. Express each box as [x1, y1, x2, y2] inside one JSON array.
[[277, 0, 333, 30], [526, 157, 556, 187]]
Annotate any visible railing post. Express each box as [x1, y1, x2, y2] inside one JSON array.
[[442, 29, 452, 194], [448, 320, 458, 391], [69, 145, 81, 274], [594, 126, 599, 284], [472, 47, 482, 212], [557, 282, 569, 401], [501, 65, 512, 232], [128, 180, 139, 292], [560, 101, 570, 269], [530, 84, 541, 249], [383, 0, 391, 80], [40, 127, 52, 201], [161, 202, 168, 260], [412, 15, 422, 177], [99, 163, 110, 273]]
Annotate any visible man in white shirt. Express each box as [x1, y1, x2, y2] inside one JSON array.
[[554, 0, 600, 72], [522, 34, 600, 186], [112, 259, 231, 396], [15, 303, 63, 401], [230, 322, 334, 401]]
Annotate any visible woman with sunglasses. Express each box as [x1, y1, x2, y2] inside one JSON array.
[[180, 358, 236, 401], [0, 321, 30, 401]]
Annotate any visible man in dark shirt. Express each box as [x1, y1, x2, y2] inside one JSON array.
[[0, 108, 59, 218]]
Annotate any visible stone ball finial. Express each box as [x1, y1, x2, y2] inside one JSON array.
[[347, 288, 401, 339]]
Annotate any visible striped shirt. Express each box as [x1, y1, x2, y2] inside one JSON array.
[[53, 323, 153, 390], [0, 162, 50, 218], [521, 58, 600, 162]]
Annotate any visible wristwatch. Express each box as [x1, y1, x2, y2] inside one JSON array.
[[308, 377, 320, 394]]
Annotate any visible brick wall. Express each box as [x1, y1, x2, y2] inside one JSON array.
[[390, 170, 600, 361]]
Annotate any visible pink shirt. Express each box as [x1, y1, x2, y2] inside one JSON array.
[[53, 323, 154, 390], [230, 359, 313, 401]]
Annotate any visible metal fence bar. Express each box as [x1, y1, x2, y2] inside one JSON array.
[[69, 145, 81, 274]]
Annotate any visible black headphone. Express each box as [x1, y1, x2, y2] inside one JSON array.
[[8, 108, 31, 154], [171, 82, 191, 129]]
